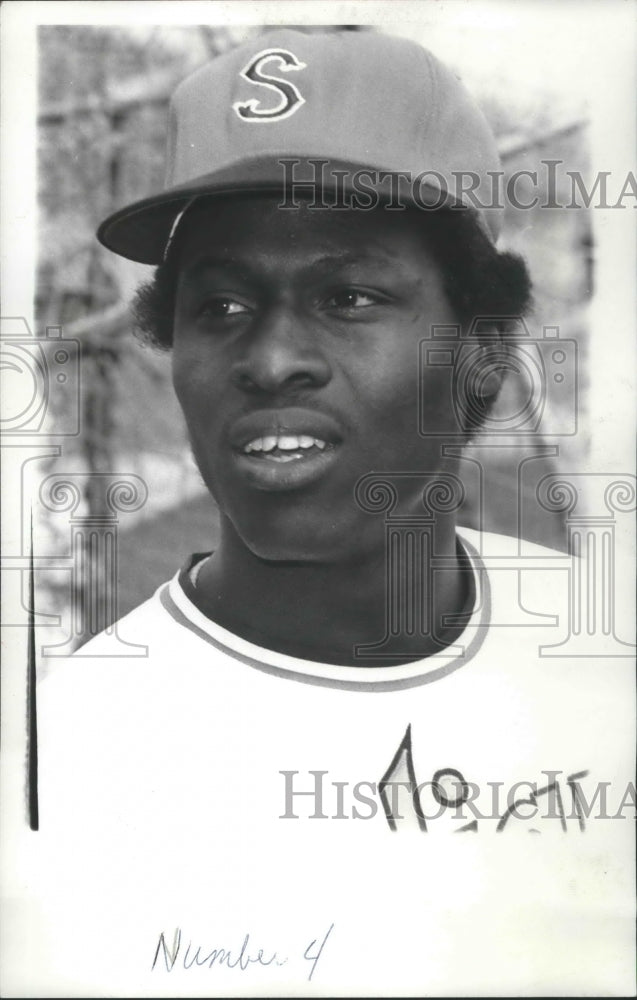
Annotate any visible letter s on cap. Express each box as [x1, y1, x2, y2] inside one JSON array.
[[233, 48, 307, 123]]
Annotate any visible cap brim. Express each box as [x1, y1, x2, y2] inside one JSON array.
[[97, 155, 482, 265]]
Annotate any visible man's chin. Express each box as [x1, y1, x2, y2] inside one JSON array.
[[223, 502, 371, 565], [235, 525, 349, 565]]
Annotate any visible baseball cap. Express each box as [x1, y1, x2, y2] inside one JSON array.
[[97, 29, 503, 264]]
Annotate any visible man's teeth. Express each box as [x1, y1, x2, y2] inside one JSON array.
[[243, 434, 327, 454]]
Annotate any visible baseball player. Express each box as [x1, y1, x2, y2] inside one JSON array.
[[33, 29, 634, 997]]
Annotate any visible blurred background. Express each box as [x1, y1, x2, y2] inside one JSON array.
[[34, 21, 593, 639]]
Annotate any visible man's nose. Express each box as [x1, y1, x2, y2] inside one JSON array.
[[231, 306, 332, 394]]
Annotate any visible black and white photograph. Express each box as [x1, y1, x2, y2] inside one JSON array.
[[1, 1, 635, 996]]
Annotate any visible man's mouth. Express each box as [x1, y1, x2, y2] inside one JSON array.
[[242, 434, 329, 462], [229, 408, 343, 491]]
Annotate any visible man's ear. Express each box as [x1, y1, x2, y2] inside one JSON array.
[[474, 342, 506, 402], [469, 325, 509, 400], [454, 327, 509, 437]]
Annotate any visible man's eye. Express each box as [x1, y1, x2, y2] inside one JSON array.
[[325, 289, 379, 310], [199, 297, 250, 319]]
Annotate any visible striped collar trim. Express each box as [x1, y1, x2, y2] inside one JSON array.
[[159, 533, 490, 693]]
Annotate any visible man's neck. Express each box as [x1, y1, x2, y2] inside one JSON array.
[[189, 517, 471, 668]]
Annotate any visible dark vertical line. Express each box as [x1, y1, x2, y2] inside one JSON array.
[[28, 512, 39, 830]]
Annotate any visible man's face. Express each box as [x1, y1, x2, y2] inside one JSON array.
[[172, 196, 460, 563]]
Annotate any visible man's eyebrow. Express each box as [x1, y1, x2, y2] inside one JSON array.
[[181, 256, 254, 281], [182, 250, 398, 281], [308, 251, 398, 274]]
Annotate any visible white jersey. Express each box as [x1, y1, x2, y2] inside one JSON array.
[[28, 528, 635, 996]]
